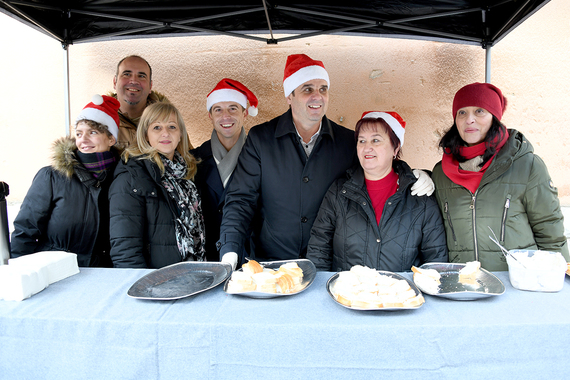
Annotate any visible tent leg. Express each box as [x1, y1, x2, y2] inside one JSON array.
[[485, 46, 492, 83], [63, 44, 71, 136]]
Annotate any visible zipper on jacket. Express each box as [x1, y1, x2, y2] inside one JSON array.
[[444, 202, 457, 243], [500, 195, 511, 243], [471, 192, 478, 261]]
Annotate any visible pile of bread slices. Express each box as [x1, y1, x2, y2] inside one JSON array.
[[332, 265, 424, 309], [226, 260, 304, 294]]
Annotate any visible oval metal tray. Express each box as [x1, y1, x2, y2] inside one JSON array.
[[414, 262, 505, 300], [223, 259, 316, 299], [326, 270, 424, 311], [127, 261, 232, 300]]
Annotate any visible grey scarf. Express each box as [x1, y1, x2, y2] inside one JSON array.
[[210, 127, 246, 187]]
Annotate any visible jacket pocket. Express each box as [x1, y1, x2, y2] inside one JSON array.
[[500, 195, 511, 244], [444, 201, 457, 246]]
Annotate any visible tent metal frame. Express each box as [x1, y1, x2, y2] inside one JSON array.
[[1, 0, 548, 132]]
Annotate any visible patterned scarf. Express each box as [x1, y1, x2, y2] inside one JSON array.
[[76, 150, 117, 179], [210, 127, 246, 187], [160, 152, 206, 261], [442, 130, 509, 193]]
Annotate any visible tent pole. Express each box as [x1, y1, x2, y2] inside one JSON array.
[[485, 45, 491, 83], [63, 44, 71, 136]]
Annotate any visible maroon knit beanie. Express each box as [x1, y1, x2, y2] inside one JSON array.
[[452, 82, 507, 121]]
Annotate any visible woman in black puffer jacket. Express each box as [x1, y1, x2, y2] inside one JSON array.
[[307, 111, 448, 272], [11, 95, 121, 267]]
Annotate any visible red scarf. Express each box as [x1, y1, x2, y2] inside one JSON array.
[[441, 130, 509, 193]]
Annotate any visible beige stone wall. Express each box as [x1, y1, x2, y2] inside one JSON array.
[[1, 0, 569, 204]]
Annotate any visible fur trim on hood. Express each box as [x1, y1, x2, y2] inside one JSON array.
[[51, 136, 123, 178], [52, 137, 81, 178]]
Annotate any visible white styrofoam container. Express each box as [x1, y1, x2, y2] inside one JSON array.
[[507, 250, 567, 292]]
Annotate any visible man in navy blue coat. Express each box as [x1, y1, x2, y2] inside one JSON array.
[[218, 54, 356, 268], [191, 79, 258, 262]]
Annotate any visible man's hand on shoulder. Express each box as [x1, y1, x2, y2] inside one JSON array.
[[411, 169, 435, 196]]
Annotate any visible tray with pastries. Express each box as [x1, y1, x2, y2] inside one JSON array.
[[326, 265, 425, 310], [223, 259, 317, 299], [412, 262, 505, 300], [127, 261, 233, 300]]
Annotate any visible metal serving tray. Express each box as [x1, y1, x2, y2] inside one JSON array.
[[223, 259, 316, 299], [326, 270, 424, 311], [127, 261, 232, 300], [414, 262, 505, 300]]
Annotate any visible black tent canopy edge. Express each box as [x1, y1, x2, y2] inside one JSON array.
[[0, 0, 551, 48]]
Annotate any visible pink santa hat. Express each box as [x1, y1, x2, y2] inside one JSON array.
[[361, 111, 406, 147], [206, 78, 259, 116]]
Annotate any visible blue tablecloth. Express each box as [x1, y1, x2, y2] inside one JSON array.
[[1, 268, 569, 380]]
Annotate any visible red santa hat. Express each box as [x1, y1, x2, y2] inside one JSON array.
[[75, 94, 120, 140], [206, 78, 258, 116], [361, 111, 406, 147], [283, 54, 330, 97]]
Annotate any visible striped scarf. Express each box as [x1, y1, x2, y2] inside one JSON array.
[[76, 150, 117, 179]]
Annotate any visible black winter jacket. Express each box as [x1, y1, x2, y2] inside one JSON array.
[[11, 138, 118, 267], [218, 110, 358, 261], [307, 161, 448, 272], [109, 156, 184, 268]]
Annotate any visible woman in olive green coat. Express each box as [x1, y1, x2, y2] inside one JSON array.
[[432, 82, 569, 271]]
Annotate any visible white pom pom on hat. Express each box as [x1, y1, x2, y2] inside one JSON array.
[[248, 104, 258, 117], [91, 94, 104, 106]]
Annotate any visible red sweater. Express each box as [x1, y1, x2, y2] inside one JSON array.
[[365, 169, 398, 225]]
